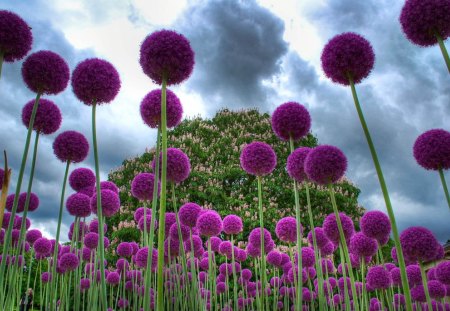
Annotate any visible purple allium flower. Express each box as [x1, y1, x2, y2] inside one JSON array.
[[305, 145, 347, 185], [131, 173, 160, 201], [248, 227, 272, 248], [427, 267, 437, 281], [400, 226, 440, 262], [78, 186, 95, 197], [21, 98, 62, 135], [117, 242, 133, 258], [320, 241, 337, 257], [34, 237, 51, 255], [118, 298, 129, 309], [84, 232, 99, 249], [321, 258, 335, 274], [307, 227, 329, 248], [6, 192, 39, 213], [323, 212, 354, 244], [138, 214, 157, 232], [80, 278, 90, 291], [41, 272, 51, 283], [116, 258, 129, 272], [135, 247, 158, 270], [321, 32, 375, 85], [406, 265, 423, 287], [26, 229, 42, 245], [169, 222, 190, 241], [360, 210, 391, 242], [271, 102, 311, 141], [266, 250, 282, 267], [71, 58, 121, 105], [218, 241, 233, 258], [0, 10, 32, 62], [413, 129, 450, 170], [350, 232, 378, 257], [106, 271, 120, 285], [100, 181, 119, 194], [209, 236, 222, 253], [184, 235, 203, 253], [197, 210, 223, 237], [90, 189, 120, 217], [287, 147, 311, 182], [300, 247, 316, 268], [53, 131, 89, 163], [133, 207, 149, 223], [69, 168, 95, 192], [400, 0, 450, 47], [140, 89, 183, 128], [366, 265, 391, 290], [428, 280, 446, 299], [89, 218, 107, 234], [391, 267, 402, 287], [222, 214, 243, 235], [66, 193, 91, 218], [179, 202, 202, 228], [152, 148, 191, 184], [59, 252, 79, 271], [436, 261, 450, 285], [139, 30, 194, 85], [275, 217, 299, 243], [411, 285, 427, 302], [21, 50, 70, 95], [240, 141, 277, 176]]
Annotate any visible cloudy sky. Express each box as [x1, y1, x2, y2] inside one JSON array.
[[1, 0, 449, 243]]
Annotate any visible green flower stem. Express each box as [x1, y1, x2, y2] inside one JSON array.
[[257, 175, 269, 310], [0, 92, 41, 305], [91, 102, 108, 309], [189, 230, 201, 310], [361, 259, 368, 311], [435, 32, 450, 73], [438, 169, 450, 209], [156, 77, 168, 310], [348, 76, 413, 311], [231, 234, 239, 311], [338, 246, 351, 311], [419, 262, 433, 311]]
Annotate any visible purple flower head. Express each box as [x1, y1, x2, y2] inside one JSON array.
[[84, 232, 99, 249], [413, 129, 450, 171], [184, 235, 203, 254], [275, 217, 300, 243], [21, 98, 62, 135], [79, 278, 90, 291], [139, 30, 194, 85], [366, 265, 391, 290], [248, 227, 272, 247], [106, 271, 120, 285], [406, 265, 423, 287], [72, 58, 121, 105], [240, 141, 277, 176], [222, 214, 243, 235], [152, 147, 191, 184], [400, 226, 440, 262], [436, 261, 450, 285], [41, 272, 51, 283], [59, 252, 79, 271], [140, 89, 183, 128], [34, 237, 51, 255], [428, 280, 446, 299], [164, 212, 177, 237], [427, 267, 437, 281], [300, 247, 316, 268], [307, 227, 329, 248], [271, 102, 311, 141], [321, 32, 375, 85], [90, 189, 120, 217], [349, 232, 378, 257], [266, 250, 282, 267], [0, 10, 32, 62], [169, 222, 190, 241], [197, 210, 222, 237], [66, 193, 91, 218], [6, 192, 39, 213], [320, 241, 337, 256], [69, 168, 95, 192], [391, 267, 402, 287], [89, 218, 107, 234], [117, 242, 133, 258], [138, 214, 157, 232], [400, 0, 450, 46], [305, 145, 347, 185], [323, 212, 354, 244], [22, 50, 70, 95], [78, 186, 95, 197], [131, 172, 160, 201], [360, 210, 391, 242], [287, 147, 311, 182], [411, 285, 426, 302], [53, 131, 89, 163], [26, 229, 42, 245], [134, 207, 150, 223], [218, 241, 233, 258], [135, 247, 158, 270], [116, 258, 129, 272], [179, 202, 202, 228], [321, 258, 335, 274]]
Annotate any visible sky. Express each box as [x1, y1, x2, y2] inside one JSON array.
[[1, 0, 449, 243]]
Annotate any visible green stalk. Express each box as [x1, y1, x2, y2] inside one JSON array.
[[438, 169, 450, 209], [91, 102, 108, 309], [257, 175, 268, 310], [231, 234, 239, 311], [348, 76, 413, 311], [419, 262, 433, 311], [435, 32, 450, 73], [156, 77, 168, 310]]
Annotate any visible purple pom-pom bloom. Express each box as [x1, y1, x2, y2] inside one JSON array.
[[72, 58, 121, 105], [266, 250, 282, 267], [90, 189, 120, 217], [135, 247, 158, 270], [59, 252, 79, 271], [79, 278, 90, 291], [428, 280, 446, 299], [323, 212, 354, 244], [275, 217, 299, 243], [222, 214, 243, 235], [100, 181, 119, 194], [53, 131, 89, 163], [271, 102, 311, 141], [66, 193, 91, 218], [34, 237, 51, 255], [117, 242, 133, 258], [106, 271, 120, 285], [140, 89, 183, 128], [240, 141, 277, 176], [179, 202, 202, 228], [134, 207, 150, 223], [366, 265, 391, 290], [307, 227, 329, 248], [152, 148, 191, 184], [89, 218, 107, 234], [360, 210, 391, 242], [436, 261, 450, 285], [349, 232, 378, 257], [6, 192, 39, 213], [84, 232, 99, 249], [287, 147, 311, 182], [400, 226, 440, 262], [321, 32, 375, 85], [138, 214, 157, 232], [139, 30, 194, 85], [413, 129, 450, 170], [305, 145, 347, 185], [0, 10, 32, 62], [248, 227, 273, 248], [21, 50, 70, 95], [131, 173, 160, 201], [406, 265, 423, 287], [400, 0, 450, 47], [69, 168, 95, 192], [26, 229, 42, 245], [21, 98, 62, 135], [197, 210, 223, 237]]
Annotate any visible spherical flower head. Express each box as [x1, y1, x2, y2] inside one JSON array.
[[59, 252, 79, 271], [320, 258, 335, 274], [69, 168, 95, 192], [307, 227, 329, 248], [72, 58, 121, 105], [305, 145, 347, 185], [221, 215, 243, 236], [413, 129, 450, 170], [134, 207, 150, 223], [34, 237, 51, 255], [271, 102, 311, 141], [436, 261, 450, 285], [140, 89, 183, 128], [366, 265, 391, 290], [300, 247, 316, 268], [266, 250, 282, 267], [287, 147, 311, 182], [79, 278, 90, 291], [169, 222, 190, 241], [411, 285, 426, 302], [100, 181, 119, 194], [152, 148, 191, 184], [21, 50, 70, 95], [53, 131, 89, 163], [106, 271, 120, 285], [275, 217, 299, 243], [197, 210, 223, 237], [209, 236, 222, 252], [135, 247, 158, 270], [138, 214, 157, 232], [179, 202, 202, 228], [400, 226, 439, 262], [400, 0, 450, 47], [406, 265, 423, 287], [164, 212, 177, 237], [321, 32, 375, 85], [117, 242, 133, 258], [320, 241, 337, 257], [428, 280, 446, 299], [240, 141, 277, 176], [84, 232, 99, 249], [6, 192, 39, 213], [360, 210, 391, 242], [0, 10, 33, 62], [131, 172, 160, 201], [21, 98, 62, 135], [139, 29, 194, 85], [90, 189, 120, 217], [26, 229, 42, 245], [89, 218, 107, 234], [323, 212, 354, 244], [41, 272, 52, 283], [248, 227, 272, 247], [350, 232, 378, 257], [66, 193, 91, 218]]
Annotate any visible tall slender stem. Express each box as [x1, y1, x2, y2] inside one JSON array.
[[419, 262, 433, 311], [348, 77, 413, 311], [435, 32, 450, 74], [0, 151, 11, 244], [438, 169, 450, 209], [257, 175, 268, 310]]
